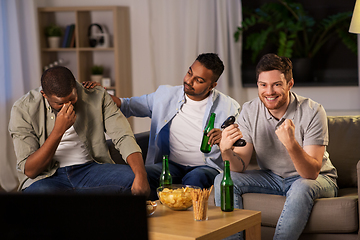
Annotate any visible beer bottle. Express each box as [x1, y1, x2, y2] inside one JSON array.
[[159, 155, 172, 187], [200, 113, 216, 153], [221, 160, 234, 212]]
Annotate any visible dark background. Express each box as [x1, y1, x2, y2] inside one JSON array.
[[241, 0, 358, 87]]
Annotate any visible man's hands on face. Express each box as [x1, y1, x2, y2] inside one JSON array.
[[54, 102, 76, 134], [275, 119, 295, 148], [220, 123, 242, 151]]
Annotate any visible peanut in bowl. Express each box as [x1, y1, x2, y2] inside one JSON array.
[[157, 184, 201, 211]]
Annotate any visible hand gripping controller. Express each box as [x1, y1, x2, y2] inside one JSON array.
[[221, 116, 246, 147]]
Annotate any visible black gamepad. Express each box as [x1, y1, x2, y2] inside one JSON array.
[[221, 116, 246, 147]]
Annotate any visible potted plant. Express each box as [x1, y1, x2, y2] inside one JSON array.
[[236, 0, 357, 81], [90, 65, 104, 83], [45, 24, 63, 48]]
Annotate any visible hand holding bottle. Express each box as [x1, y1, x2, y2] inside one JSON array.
[[206, 128, 222, 146], [200, 113, 216, 153]]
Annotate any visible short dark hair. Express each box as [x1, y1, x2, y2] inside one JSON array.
[[196, 53, 224, 82], [255, 53, 293, 83], [41, 66, 77, 97]]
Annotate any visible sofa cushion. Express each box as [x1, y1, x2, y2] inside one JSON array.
[[327, 116, 360, 188], [243, 190, 358, 233], [107, 139, 126, 164], [106, 131, 150, 164]]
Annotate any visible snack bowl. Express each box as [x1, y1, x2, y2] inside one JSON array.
[[146, 200, 157, 216], [157, 184, 201, 211]]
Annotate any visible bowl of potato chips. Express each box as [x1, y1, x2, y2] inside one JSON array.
[[157, 184, 201, 211]]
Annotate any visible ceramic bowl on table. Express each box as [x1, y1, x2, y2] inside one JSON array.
[[146, 200, 157, 216], [157, 184, 201, 211]]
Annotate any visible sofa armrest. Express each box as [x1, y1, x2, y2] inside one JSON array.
[[106, 131, 150, 164], [356, 160, 360, 235]]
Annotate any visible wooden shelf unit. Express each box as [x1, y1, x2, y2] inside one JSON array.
[[37, 6, 132, 99]]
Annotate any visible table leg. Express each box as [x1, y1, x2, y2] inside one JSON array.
[[245, 223, 261, 240]]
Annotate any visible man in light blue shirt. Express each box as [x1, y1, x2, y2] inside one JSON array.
[[110, 53, 240, 199]]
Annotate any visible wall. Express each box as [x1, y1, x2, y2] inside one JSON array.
[[244, 36, 360, 116], [35, 0, 154, 133], [35, 0, 360, 133], [245, 84, 360, 117]]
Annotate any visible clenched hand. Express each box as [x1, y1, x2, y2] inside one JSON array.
[[275, 119, 295, 148]]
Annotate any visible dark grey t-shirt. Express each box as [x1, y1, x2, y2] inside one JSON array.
[[238, 92, 337, 181]]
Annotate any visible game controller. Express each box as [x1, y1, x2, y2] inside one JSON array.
[[221, 116, 246, 147], [275, 118, 286, 130]]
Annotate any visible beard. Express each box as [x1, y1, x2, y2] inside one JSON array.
[[184, 82, 194, 95], [259, 93, 288, 110]]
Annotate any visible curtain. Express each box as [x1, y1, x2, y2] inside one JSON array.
[[0, 0, 41, 191], [147, 0, 245, 104]]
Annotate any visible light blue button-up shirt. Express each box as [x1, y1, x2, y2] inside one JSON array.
[[120, 85, 241, 171]]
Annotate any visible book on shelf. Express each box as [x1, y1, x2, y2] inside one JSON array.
[[69, 25, 76, 47], [61, 25, 71, 48], [61, 24, 75, 48], [66, 24, 75, 47]]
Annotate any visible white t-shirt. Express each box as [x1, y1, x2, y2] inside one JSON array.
[[169, 94, 210, 166], [52, 125, 93, 167]]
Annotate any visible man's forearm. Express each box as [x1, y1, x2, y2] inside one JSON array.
[[126, 152, 147, 175], [275, 118, 323, 180], [126, 152, 150, 196], [24, 130, 63, 178], [221, 149, 246, 172], [285, 141, 323, 180]]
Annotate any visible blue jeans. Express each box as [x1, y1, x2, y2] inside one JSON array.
[[214, 170, 337, 240], [146, 160, 219, 200], [23, 162, 134, 194]]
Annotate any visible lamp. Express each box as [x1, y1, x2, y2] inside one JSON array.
[[350, 0, 360, 33], [350, 0, 360, 106]]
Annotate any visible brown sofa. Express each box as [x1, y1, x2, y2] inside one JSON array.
[[107, 115, 359, 240]]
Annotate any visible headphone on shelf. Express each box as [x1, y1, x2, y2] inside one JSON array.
[[88, 23, 104, 47]]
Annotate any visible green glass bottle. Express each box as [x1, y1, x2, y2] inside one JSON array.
[[221, 160, 234, 212], [159, 155, 172, 187], [200, 113, 216, 153]]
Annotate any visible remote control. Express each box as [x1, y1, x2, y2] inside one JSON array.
[[221, 116, 246, 147]]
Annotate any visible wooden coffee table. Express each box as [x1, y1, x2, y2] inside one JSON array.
[[148, 201, 261, 240]]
